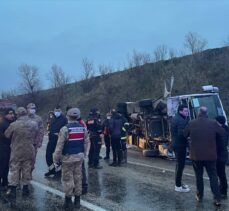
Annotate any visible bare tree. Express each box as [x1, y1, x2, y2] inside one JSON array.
[[98, 64, 113, 76], [184, 32, 207, 54], [81, 58, 95, 80], [18, 64, 41, 102], [49, 65, 70, 88], [1, 89, 17, 99], [127, 49, 151, 69], [48, 65, 70, 105], [168, 48, 177, 59], [80, 58, 95, 93], [153, 45, 168, 62]]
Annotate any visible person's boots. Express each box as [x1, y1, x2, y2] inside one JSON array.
[[44, 168, 56, 177], [63, 196, 73, 209], [74, 195, 80, 209], [5, 186, 16, 207], [22, 185, 29, 196]]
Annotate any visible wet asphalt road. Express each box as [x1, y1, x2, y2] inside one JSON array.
[[0, 137, 229, 211]]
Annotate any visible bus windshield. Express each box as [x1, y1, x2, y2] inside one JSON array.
[[191, 95, 223, 119]]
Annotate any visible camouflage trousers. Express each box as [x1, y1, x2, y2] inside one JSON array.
[[8, 160, 33, 186], [62, 159, 83, 197], [32, 147, 38, 171]]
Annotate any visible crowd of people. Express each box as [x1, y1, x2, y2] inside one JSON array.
[[0, 103, 228, 209], [0, 103, 129, 209], [171, 105, 229, 207]]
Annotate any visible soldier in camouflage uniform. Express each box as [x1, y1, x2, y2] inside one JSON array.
[[4, 107, 38, 205], [53, 108, 90, 209], [27, 103, 44, 169]]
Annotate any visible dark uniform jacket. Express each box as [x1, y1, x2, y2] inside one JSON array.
[[49, 115, 68, 140], [216, 125, 229, 162], [109, 113, 126, 139], [171, 114, 189, 149], [86, 115, 102, 138], [184, 116, 224, 161]]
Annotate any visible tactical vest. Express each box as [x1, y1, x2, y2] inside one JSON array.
[[62, 122, 85, 155]]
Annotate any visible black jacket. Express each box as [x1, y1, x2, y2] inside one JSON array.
[[109, 113, 126, 139], [86, 115, 102, 138], [216, 125, 229, 162], [49, 115, 67, 140], [171, 114, 189, 148], [0, 117, 12, 148]]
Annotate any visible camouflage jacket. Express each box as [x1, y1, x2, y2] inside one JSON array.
[[53, 120, 90, 164], [4, 116, 39, 162], [28, 113, 44, 148]]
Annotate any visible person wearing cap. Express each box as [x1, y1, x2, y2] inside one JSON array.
[[65, 105, 89, 194], [53, 108, 90, 209], [0, 108, 15, 190], [27, 103, 44, 169], [86, 108, 103, 169], [4, 107, 38, 205], [45, 106, 67, 177], [215, 115, 229, 199]]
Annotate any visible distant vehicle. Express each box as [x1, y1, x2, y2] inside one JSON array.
[[117, 85, 227, 158]]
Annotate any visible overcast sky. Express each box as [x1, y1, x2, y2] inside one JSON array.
[[0, 0, 229, 92]]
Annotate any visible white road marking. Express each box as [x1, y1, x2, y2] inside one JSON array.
[[31, 180, 107, 211], [127, 161, 209, 180]]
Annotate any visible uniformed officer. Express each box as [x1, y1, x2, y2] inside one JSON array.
[[27, 103, 44, 169], [4, 107, 38, 205], [53, 108, 90, 209], [86, 108, 103, 169], [45, 106, 67, 177]]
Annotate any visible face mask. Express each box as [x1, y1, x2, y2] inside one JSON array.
[[29, 109, 36, 114], [54, 111, 61, 117]]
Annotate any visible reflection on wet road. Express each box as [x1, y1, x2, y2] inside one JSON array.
[[1, 139, 229, 211]]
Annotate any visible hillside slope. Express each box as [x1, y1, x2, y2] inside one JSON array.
[[13, 47, 229, 119]]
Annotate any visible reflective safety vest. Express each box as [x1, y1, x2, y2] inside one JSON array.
[[121, 127, 127, 141], [62, 122, 85, 155]]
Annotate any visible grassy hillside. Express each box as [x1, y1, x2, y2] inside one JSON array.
[[12, 46, 229, 120]]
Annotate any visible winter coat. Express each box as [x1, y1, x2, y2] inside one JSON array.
[[184, 116, 224, 161], [171, 114, 189, 149]]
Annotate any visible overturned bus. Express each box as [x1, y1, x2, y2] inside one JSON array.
[[116, 85, 228, 158]]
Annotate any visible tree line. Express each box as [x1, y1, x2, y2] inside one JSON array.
[[1, 31, 229, 112]]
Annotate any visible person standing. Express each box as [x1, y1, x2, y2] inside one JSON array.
[[4, 107, 38, 205], [109, 110, 126, 167], [0, 108, 15, 190], [215, 115, 229, 199], [184, 106, 224, 206], [86, 108, 103, 169], [121, 123, 129, 163], [45, 106, 67, 177], [102, 112, 111, 160], [171, 105, 190, 192], [53, 108, 90, 209], [27, 103, 44, 169]]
